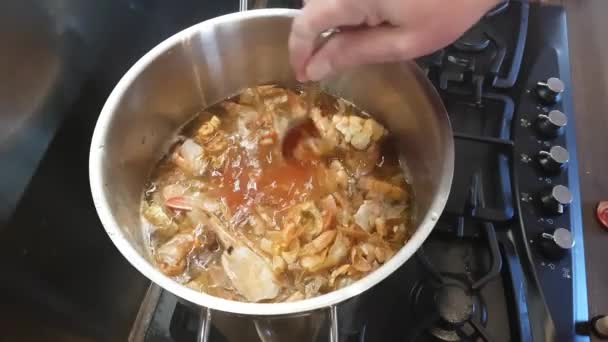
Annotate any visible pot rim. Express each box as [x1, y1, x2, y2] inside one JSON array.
[[89, 8, 454, 316]]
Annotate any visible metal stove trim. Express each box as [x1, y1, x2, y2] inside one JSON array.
[[557, 6, 590, 341]]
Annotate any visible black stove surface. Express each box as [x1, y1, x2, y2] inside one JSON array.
[[132, 2, 589, 342]]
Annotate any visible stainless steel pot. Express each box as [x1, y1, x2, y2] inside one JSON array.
[[89, 8, 454, 341]]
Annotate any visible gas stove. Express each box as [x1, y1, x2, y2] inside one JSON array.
[[0, 1, 590, 341], [130, 2, 589, 342]]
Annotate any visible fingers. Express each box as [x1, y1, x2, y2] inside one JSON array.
[[303, 26, 434, 81], [289, 0, 369, 81], [289, 0, 496, 81]]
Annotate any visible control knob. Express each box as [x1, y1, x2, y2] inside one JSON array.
[[539, 228, 574, 260], [576, 315, 608, 340], [536, 77, 565, 104], [593, 316, 608, 340], [536, 110, 567, 138], [538, 146, 569, 173], [540, 185, 572, 215]]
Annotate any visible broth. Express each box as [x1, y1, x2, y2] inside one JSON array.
[[141, 85, 414, 302]]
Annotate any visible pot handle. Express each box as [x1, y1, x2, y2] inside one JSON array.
[[197, 305, 339, 342], [254, 305, 340, 342], [197, 307, 213, 342], [328, 305, 339, 342]]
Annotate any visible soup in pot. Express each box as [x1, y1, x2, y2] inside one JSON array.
[[141, 85, 414, 302]]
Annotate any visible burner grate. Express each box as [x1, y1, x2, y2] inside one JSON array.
[[419, 1, 529, 103], [405, 173, 514, 341]]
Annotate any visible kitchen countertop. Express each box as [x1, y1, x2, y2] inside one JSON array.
[[565, 0, 608, 339]]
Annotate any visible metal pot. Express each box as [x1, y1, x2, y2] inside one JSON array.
[[89, 8, 454, 341]]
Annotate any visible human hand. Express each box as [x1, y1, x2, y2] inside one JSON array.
[[289, 0, 502, 81]]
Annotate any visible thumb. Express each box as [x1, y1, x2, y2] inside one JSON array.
[[304, 26, 433, 81]]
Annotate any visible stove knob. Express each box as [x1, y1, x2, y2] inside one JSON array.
[[540, 185, 573, 215], [536, 110, 567, 138], [536, 77, 565, 104], [594, 316, 608, 339], [591, 315, 608, 339], [538, 146, 569, 173], [576, 315, 608, 339], [539, 228, 575, 260]]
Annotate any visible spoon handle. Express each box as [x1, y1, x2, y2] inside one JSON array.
[[304, 81, 320, 117], [302, 27, 338, 94]]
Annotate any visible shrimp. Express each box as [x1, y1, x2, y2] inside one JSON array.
[[284, 201, 323, 242], [300, 230, 337, 256], [358, 176, 407, 201], [155, 233, 194, 276], [197, 115, 221, 140]]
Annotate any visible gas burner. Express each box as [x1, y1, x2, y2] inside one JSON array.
[[454, 26, 490, 52], [407, 189, 503, 341], [409, 277, 491, 342], [436, 284, 475, 326], [429, 284, 487, 341]]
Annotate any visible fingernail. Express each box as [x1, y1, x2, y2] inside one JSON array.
[[306, 59, 331, 81], [296, 71, 307, 82]]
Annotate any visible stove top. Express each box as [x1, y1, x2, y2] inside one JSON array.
[[131, 2, 589, 341]]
